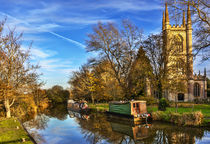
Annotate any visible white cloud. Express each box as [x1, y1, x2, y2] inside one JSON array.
[[65, 0, 161, 12], [22, 35, 47, 42], [31, 48, 56, 59], [21, 45, 57, 59], [39, 59, 71, 70], [29, 3, 60, 15], [0, 11, 85, 49], [94, 1, 162, 11], [57, 17, 114, 25]]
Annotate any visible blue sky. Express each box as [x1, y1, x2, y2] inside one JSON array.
[[0, 0, 209, 89]]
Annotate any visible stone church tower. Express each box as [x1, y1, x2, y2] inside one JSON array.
[[162, 3, 207, 101]]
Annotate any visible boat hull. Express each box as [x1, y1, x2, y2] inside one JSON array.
[[105, 111, 150, 124]]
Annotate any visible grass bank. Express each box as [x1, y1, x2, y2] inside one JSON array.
[[151, 111, 204, 126], [148, 104, 210, 126], [0, 118, 34, 144], [147, 104, 210, 118], [88, 103, 109, 112], [88, 103, 210, 126]]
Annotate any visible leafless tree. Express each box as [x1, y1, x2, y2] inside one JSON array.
[[86, 20, 143, 98], [0, 20, 40, 118]]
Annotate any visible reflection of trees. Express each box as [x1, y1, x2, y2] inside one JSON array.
[[23, 104, 68, 130], [76, 113, 127, 144], [30, 130, 46, 144], [22, 104, 69, 144], [24, 114, 49, 130], [23, 114, 49, 144], [22, 105, 208, 144], [141, 122, 207, 144], [44, 104, 68, 120], [75, 113, 207, 144]]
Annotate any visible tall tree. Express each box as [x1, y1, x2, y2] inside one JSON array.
[[143, 34, 166, 98], [86, 20, 143, 99], [46, 85, 69, 104], [0, 20, 40, 118], [143, 33, 188, 99], [128, 46, 153, 98]]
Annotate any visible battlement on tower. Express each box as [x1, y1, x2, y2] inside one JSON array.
[[167, 24, 185, 30]]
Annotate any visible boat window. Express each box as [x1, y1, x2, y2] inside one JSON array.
[[133, 103, 135, 108], [136, 103, 139, 107]]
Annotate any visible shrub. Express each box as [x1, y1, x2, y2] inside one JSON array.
[[194, 98, 210, 104], [152, 111, 203, 126], [182, 111, 203, 126], [151, 111, 170, 121], [151, 111, 163, 121], [158, 98, 169, 111], [170, 112, 183, 125], [139, 96, 157, 105]]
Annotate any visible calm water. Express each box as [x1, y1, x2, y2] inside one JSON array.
[[23, 105, 210, 144]]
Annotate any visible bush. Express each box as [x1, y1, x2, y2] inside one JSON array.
[[194, 98, 210, 104], [182, 111, 203, 126], [151, 111, 170, 121], [139, 96, 157, 105], [170, 112, 182, 125], [158, 98, 169, 111], [152, 111, 203, 126]]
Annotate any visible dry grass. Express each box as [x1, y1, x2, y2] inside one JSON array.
[[152, 111, 204, 126]]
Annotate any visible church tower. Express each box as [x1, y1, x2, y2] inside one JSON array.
[[161, 3, 207, 102], [162, 3, 193, 76]]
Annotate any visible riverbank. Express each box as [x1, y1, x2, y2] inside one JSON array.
[[88, 103, 109, 112], [0, 118, 34, 144], [88, 103, 210, 126]]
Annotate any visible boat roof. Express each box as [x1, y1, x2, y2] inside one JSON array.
[[110, 100, 146, 104]]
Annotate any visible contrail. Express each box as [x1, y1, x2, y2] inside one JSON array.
[[49, 32, 86, 49], [0, 11, 86, 49]]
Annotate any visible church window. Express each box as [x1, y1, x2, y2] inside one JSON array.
[[174, 35, 183, 53], [178, 93, 184, 101], [194, 83, 200, 97]]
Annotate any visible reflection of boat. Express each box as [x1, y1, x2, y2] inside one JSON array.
[[107, 100, 151, 122], [68, 110, 89, 120], [110, 121, 151, 141], [67, 100, 89, 113]]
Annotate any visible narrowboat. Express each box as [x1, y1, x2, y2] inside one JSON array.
[[107, 100, 151, 122], [67, 100, 89, 113]]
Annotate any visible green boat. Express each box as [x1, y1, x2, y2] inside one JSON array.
[[108, 100, 150, 122]]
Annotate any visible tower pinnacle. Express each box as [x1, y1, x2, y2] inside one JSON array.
[[204, 68, 206, 77], [187, 3, 192, 28], [162, 11, 165, 30], [165, 3, 170, 24], [182, 10, 185, 27]]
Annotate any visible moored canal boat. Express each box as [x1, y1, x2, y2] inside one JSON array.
[[67, 100, 89, 113], [107, 100, 151, 122]]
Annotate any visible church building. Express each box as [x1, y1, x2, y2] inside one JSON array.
[[161, 3, 207, 102]]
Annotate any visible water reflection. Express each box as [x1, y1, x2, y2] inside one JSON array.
[[23, 105, 210, 144]]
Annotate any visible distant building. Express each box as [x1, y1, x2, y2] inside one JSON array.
[[160, 3, 207, 101]]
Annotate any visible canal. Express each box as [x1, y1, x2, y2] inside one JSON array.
[[23, 105, 210, 144]]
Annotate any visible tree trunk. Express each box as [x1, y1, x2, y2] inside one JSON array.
[[91, 93, 95, 104], [158, 82, 162, 99], [4, 99, 11, 118]]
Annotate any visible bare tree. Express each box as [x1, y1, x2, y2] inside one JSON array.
[[86, 20, 143, 99], [143, 33, 188, 99], [0, 20, 40, 118]]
